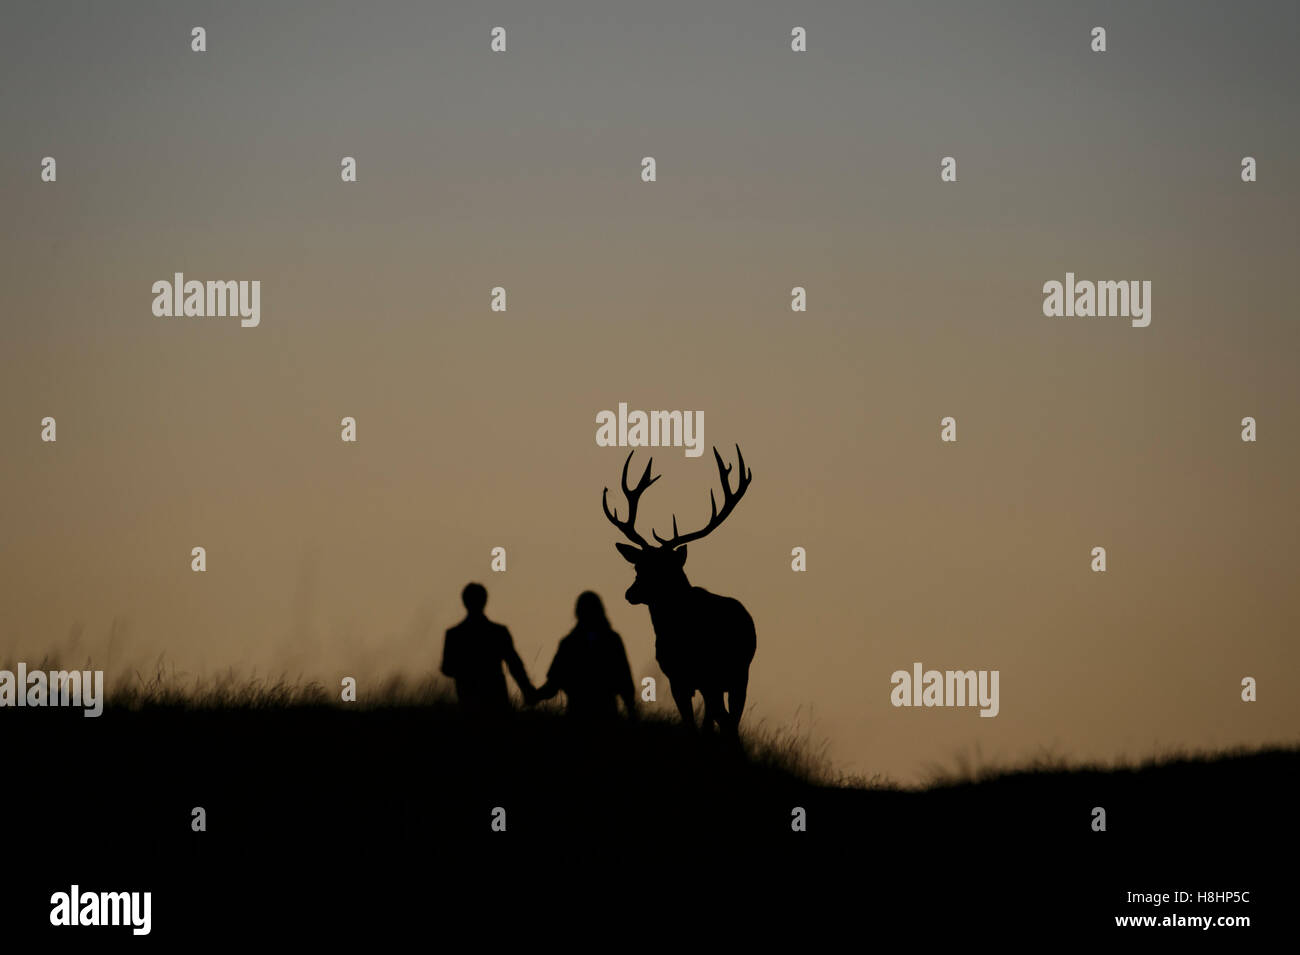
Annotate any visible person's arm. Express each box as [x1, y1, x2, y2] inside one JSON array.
[[440, 630, 457, 678], [500, 627, 535, 702], [532, 640, 567, 703], [613, 632, 637, 717]]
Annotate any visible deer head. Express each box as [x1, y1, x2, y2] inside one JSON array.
[[603, 445, 752, 605]]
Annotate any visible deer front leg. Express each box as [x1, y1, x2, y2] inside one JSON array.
[[671, 685, 696, 730], [701, 688, 728, 735]]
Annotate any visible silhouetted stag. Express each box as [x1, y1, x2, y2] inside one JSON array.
[[603, 446, 757, 734]]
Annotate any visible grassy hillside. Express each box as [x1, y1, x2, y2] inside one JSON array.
[[5, 667, 1292, 939]]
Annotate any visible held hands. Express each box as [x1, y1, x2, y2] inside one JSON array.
[[526, 680, 561, 707]]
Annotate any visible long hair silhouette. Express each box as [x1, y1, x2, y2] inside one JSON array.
[[533, 591, 637, 719]]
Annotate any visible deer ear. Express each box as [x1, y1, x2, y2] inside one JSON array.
[[675, 546, 688, 566], [615, 543, 642, 564]]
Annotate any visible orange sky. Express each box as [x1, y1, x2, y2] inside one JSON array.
[[2, 1, 1296, 783]]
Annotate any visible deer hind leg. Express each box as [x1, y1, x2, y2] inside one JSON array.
[[671, 685, 696, 730]]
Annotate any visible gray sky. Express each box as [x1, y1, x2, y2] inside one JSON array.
[[2, 1, 1297, 783]]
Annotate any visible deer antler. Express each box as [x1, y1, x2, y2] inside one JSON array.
[[652, 445, 751, 549], [602, 451, 660, 549]]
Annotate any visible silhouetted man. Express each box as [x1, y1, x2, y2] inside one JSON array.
[[441, 583, 534, 714], [532, 591, 637, 720]]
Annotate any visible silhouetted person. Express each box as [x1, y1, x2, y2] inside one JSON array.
[[532, 591, 637, 720], [441, 583, 534, 714]]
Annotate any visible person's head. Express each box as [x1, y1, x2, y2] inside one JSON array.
[[575, 591, 608, 628], [461, 582, 488, 615]]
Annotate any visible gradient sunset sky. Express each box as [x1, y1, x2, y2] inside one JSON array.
[[2, 1, 1297, 783]]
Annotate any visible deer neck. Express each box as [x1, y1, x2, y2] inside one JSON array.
[[646, 578, 694, 629]]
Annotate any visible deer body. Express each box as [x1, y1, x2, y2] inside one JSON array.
[[604, 446, 757, 733], [648, 586, 756, 731]]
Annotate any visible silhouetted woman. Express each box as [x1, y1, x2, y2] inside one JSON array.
[[532, 592, 637, 719]]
